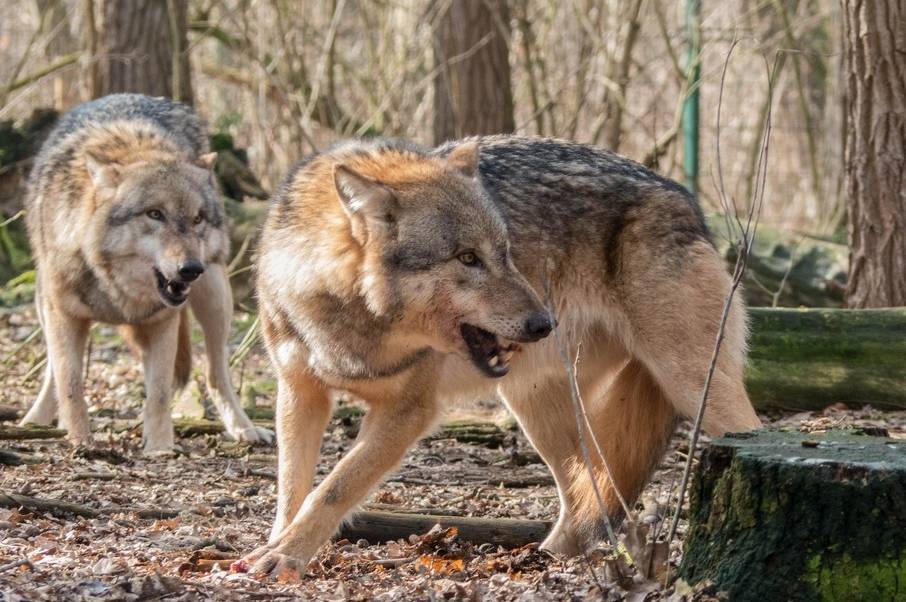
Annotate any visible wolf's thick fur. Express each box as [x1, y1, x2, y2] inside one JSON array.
[[244, 136, 762, 574], [21, 94, 273, 451]]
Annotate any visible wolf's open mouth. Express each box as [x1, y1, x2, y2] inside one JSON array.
[[460, 324, 522, 378], [155, 269, 190, 306]]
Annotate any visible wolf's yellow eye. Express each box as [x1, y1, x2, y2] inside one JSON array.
[[458, 252, 480, 267], [193, 213, 203, 225], [147, 209, 164, 221]]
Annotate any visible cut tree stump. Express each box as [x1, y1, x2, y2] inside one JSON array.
[[680, 428, 906, 601], [746, 307, 906, 410], [338, 510, 551, 549]]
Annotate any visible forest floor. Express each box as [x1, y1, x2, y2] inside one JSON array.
[[2, 305, 904, 601]]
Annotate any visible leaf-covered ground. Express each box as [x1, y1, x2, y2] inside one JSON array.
[[2, 306, 904, 600]]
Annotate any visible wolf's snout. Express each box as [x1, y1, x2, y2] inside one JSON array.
[[177, 259, 204, 282], [523, 312, 554, 341]]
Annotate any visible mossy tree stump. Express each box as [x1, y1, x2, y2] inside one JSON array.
[[680, 428, 906, 601]]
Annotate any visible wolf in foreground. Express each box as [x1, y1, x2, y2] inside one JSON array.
[[20, 94, 273, 451], [243, 136, 762, 574]]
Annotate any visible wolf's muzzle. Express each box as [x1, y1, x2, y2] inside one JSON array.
[[523, 312, 554, 342], [177, 259, 205, 282]]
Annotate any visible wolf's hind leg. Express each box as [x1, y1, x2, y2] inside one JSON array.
[[42, 304, 91, 444], [21, 363, 57, 426], [562, 359, 676, 538], [189, 264, 274, 444], [624, 244, 762, 436], [499, 353, 674, 555]]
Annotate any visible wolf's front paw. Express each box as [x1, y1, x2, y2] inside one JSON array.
[[65, 427, 93, 448], [240, 544, 306, 581], [142, 431, 176, 455], [142, 445, 182, 458], [229, 425, 275, 446]]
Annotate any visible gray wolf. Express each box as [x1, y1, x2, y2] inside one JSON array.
[[242, 136, 762, 574], [20, 93, 273, 452]]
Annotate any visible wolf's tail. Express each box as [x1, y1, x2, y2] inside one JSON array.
[[174, 308, 192, 390]]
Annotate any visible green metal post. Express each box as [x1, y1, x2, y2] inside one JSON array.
[[683, 0, 702, 197]]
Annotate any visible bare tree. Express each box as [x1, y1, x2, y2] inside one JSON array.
[[34, 0, 80, 108], [96, 0, 192, 103], [842, 0, 906, 308], [432, 0, 514, 144]]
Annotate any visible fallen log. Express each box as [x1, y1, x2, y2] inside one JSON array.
[[679, 428, 906, 601], [0, 491, 99, 518], [707, 215, 847, 308], [746, 307, 906, 409], [176, 412, 510, 448], [0, 424, 66, 440], [338, 510, 551, 549], [0, 405, 21, 422]]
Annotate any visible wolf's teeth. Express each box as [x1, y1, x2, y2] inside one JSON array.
[[488, 355, 499, 367], [500, 350, 513, 363]]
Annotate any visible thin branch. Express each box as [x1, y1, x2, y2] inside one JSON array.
[[571, 346, 632, 519], [542, 269, 620, 551], [666, 39, 776, 547]]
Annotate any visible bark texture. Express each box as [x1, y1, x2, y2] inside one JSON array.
[[35, 0, 80, 108], [97, 0, 193, 103], [680, 428, 906, 601], [842, 0, 906, 308], [433, 0, 514, 144]]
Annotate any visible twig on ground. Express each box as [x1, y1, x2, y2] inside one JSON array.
[[0, 558, 33, 574]]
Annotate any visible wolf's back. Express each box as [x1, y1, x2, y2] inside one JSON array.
[[40, 94, 208, 159]]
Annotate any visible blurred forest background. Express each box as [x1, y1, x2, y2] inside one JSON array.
[[0, 0, 903, 309]]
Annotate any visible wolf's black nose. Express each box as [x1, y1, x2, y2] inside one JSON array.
[[524, 312, 553, 341], [177, 260, 205, 282]]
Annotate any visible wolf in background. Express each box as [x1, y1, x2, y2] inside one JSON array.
[[242, 135, 762, 574], [20, 93, 273, 452]]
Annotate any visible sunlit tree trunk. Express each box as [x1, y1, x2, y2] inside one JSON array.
[[97, 0, 192, 103], [841, 0, 906, 308], [34, 0, 80, 108], [432, 0, 514, 144]]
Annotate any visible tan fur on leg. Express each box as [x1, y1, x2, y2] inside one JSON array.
[[21, 292, 58, 426], [42, 303, 91, 445], [174, 308, 192, 390], [618, 241, 762, 435], [126, 315, 180, 453], [268, 366, 332, 543], [189, 265, 274, 444], [244, 374, 439, 576], [565, 359, 676, 533]]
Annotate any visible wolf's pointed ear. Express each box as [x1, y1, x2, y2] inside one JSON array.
[[84, 150, 123, 190], [196, 152, 218, 169], [334, 165, 397, 241], [446, 141, 480, 178]]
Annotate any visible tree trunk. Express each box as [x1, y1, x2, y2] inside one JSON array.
[[432, 0, 514, 144], [97, 0, 193, 103], [35, 0, 80, 108], [842, 0, 906, 308], [680, 428, 906, 601]]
